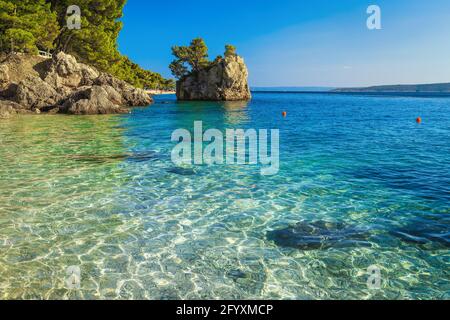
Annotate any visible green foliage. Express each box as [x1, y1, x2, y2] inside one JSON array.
[[170, 40, 239, 80], [45, 0, 174, 89], [0, 0, 59, 53], [224, 44, 236, 57], [47, 0, 125, 71], [170, 38, 210, 79], [111, 55, 173, 90], [169, 60, 189, 80], [3, 28, 36, 53], [0, 0, 173, 90]]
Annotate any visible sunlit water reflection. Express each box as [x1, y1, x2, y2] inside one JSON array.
[[0, 93, 448, 299]]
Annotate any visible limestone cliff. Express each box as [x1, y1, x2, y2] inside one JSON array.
[[176, 55, 251, 101]]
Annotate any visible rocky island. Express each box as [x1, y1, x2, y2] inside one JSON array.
[[0, 52, 152, 119], [170, 39, 251, 101]]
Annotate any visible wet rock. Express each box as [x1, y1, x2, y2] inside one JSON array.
[[46, 107, 60, 114], [0, 100, 27, 118], [0, 102, 16, 119], [267, 221, 371, 250]]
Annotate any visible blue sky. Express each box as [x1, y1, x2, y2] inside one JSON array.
[[118, 0, 450, 87]]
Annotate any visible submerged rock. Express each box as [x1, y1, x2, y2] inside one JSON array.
[[226, 270, 248, 280], [267, 221, 371, 250], [177, 55, 251, 101], [167, 167, 196, 176], [126, 151, 161, 163], [391, 224, 450, 248]]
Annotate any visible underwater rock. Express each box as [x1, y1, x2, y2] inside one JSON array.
[[227, 270, 248, 280], [167, 167, 196, 176], [126, 151, 160, 163], [391, 224, 450, 248], [267, 221, 371, 250]]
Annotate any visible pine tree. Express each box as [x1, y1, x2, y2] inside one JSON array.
[[170, 38, 210, 79], [224, 44, 237, 57], [0, 0, 59, 53]]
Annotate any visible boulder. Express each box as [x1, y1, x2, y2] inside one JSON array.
[[94, 73, 153, 106], [59, 85, 129, 115], [0, 100, 27, 119], [0, 104, 15, 119], [44, 52, 99, 91], [14, 75, 61, 109], [177, 55, 251, 101]]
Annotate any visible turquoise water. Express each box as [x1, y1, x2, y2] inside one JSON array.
[[0, 92, 448, 299]]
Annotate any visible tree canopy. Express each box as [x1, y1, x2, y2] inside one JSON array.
[[170, 39, 238, 80], [0, 0, 174, 90], [0, 0, 59, 53]]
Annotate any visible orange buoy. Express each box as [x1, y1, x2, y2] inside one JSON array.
[[282, 111, 287, 117], [416, 117, 422, 124]]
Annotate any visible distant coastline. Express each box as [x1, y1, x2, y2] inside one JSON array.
[[252, 82, 450, 95], [333, 82, 450, 93]]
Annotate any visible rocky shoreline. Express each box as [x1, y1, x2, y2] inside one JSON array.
[[0, 52, 153, 119]]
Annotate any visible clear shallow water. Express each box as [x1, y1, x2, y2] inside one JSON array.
[[0, 92, 448, 300]]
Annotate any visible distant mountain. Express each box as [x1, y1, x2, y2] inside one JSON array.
[[334, 83, 450, 93], [252, 86, 335, 92]]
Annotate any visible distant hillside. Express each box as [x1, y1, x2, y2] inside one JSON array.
[[334, 83, 450, 93]]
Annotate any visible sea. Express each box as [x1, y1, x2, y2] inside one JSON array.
[[0, 92, 448, 299]]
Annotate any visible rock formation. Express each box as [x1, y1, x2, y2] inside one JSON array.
[[60, 85, 128, 115], [15, 75, 61, 109], [0, 65, 9, 89], [176, 55, 251, 101], [0, 100, 33, 119], [0, 52, 153, 117]]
